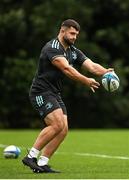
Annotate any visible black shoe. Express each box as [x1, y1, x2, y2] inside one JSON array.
[[33, 165, 60, 173], [22, 156, 43, 173]]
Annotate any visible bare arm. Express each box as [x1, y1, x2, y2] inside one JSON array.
[[82, 58, 113, 76], [52, 57, 100, 92]]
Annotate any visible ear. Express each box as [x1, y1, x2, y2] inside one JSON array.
[[61, 26, 66, 33]]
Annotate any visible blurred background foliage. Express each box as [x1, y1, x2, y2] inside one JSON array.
[[0, 0, 129, 128]]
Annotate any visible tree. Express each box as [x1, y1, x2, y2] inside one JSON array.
[[0, 0, 129, 128]]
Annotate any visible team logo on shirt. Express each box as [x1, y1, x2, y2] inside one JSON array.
[[72, 51, 77, 60]]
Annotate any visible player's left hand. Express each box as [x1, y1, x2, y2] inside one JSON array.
[[106, 68, 114, 73]]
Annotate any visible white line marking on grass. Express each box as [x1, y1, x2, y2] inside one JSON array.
[[56, 152, 129, 160], [0, 144, 129, 160], [74, 152, 129, 160], [0, 144, 8, 148]]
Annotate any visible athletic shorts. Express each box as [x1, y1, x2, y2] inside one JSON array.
[[29, 91, 67, 119]]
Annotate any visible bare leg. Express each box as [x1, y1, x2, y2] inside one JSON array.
[[22, 108, 65, 173], [41, 115, 68, 158], [33, 109, 65, 150]]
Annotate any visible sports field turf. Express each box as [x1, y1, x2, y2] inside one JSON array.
[[0, 129, 129, 179]]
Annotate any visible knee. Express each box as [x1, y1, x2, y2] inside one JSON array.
[[52, 117, 64, 134], [60, 124, 68, 138]]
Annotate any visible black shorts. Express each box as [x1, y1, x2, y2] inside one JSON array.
[[29, 91, 67, 119]]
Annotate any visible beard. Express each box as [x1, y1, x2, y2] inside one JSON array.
[[63, 36, 75, 46]]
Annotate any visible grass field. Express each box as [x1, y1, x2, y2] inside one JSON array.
[[0, 129, 129, 179]]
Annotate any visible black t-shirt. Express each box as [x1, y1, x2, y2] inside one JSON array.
[[30, 38, 88, 94]]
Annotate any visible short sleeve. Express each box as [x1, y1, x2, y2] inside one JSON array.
[[76, 48, 88, 66], [45, 46, 64, 62]]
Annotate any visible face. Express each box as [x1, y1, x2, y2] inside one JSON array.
[[63, 27, 79, 45]]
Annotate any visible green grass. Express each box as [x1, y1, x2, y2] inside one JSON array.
[[0, 129, 129, 179]]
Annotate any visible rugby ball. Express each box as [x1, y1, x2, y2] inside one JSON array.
[[3, 145, 21, 159], [102, 71, 120, 92]]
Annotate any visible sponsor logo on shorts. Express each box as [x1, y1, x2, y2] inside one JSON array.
[[45, 102, 53, 110]]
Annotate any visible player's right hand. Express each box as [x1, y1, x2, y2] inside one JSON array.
[[86, 78, 100, 93]]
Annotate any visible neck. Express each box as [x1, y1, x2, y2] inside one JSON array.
[[58, 34, 69, 51]]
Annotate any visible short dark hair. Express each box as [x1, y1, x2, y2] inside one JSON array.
[[61, 19, 80, 31]]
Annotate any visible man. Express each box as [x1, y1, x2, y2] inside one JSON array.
[[22, 19, 113, 173]]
